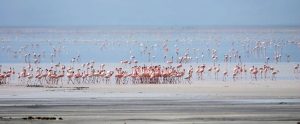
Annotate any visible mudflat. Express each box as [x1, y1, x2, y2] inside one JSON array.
[[0, 80, 300, 124]]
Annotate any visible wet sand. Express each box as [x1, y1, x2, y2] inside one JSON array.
[[0, 80, 300, 124]]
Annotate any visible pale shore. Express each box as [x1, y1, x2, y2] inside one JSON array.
[[0, 80, 300, 124]]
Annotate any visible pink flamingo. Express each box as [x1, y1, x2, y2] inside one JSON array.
[[252, 68, 258, 81], [214, 64, 220, 80], [271, 70, 279, 80], [67, 70, 74, 84], [184, 66, 193, 84], [196, 64, 205, 80]]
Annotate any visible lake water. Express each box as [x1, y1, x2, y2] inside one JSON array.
[[1, 26, 300, 63]]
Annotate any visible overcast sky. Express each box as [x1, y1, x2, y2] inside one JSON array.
[[0, 0, 300, 26]]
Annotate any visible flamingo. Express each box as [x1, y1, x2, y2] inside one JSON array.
[[196, 65, 205, 80], [223, 71, 228, 81], [271, 70, 279, 80], [259, 67, 264, 79], [67, 70, 74, 84], [104, 71, 114, 84], [57, 71, 65, 85], [0, 73, 4, 84], [115, 68, 124, 84], [27, 73, 33, 85], [243, 65, 247, 78], [294, 64, 299, 79], [249, 66, 254, 79], [207, 66, 213, 78], [252, 68, 258, 81], [232, 71, 238, 81], [294, 64, 299, 73], [74, 69, 82, 84], [166, 60, 173, 65], [232, 66, 240, 81], [184, 66, 193, 84], [214, 64, 220, 80]]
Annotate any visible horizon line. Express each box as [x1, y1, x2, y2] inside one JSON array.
[[1, 25, 300, 28]]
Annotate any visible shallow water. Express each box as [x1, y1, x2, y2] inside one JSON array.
[[1, 26, 300, 63], [0, 62, 299, 85], [1, 26, 300, 124], [1, 27, 300, 84]]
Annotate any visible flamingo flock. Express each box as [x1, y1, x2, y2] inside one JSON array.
[[0, 62, 297, 86], [0, 65, 15, 85], [1, 27, 300, 87], [12, 63, 190, 86]]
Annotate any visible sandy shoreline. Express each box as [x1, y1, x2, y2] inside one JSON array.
[[0, 80, 300, 123], [1, 80, 300, 98]]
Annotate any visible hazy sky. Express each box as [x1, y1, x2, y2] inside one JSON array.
[[0, 0, 300, 26]]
